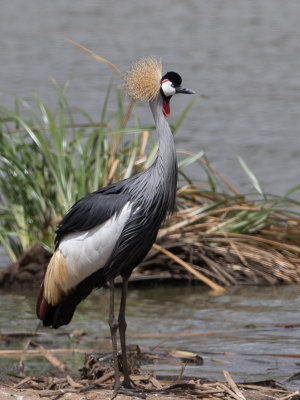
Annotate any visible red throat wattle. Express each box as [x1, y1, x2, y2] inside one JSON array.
[[163, 100, 170, 117]]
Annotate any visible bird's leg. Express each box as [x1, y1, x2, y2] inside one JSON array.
[[108, 279, 120, 391], [109, 278, 146, 400], [118, 275, 131, 388]]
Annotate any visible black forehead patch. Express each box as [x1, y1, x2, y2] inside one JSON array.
[[161, 71, 182, 86]]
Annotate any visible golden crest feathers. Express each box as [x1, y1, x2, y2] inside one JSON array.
[[125, 58, 162, 101], [66, 41, 162, 101]]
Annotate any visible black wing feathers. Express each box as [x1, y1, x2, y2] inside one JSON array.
[[55, 181, 130, 246]]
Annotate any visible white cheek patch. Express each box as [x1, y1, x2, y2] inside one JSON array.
[[161, 80, 176, 97], [58, 202, 132, 291]]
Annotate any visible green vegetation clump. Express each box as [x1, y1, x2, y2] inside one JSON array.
[[0, 82, 198, 260]]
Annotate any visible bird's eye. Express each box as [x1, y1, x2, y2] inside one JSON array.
[[161, 80, 176, 97]]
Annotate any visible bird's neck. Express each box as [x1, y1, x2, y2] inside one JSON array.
[[150, 94, 177, 162], [149, 95, 178, 213]]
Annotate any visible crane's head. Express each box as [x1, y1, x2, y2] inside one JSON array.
[[160, 71, 195, 117], [125, 58, 195, 117]]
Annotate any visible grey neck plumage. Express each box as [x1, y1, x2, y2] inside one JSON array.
[[148, 93, 178, 215], [126, 93, 178, 217]]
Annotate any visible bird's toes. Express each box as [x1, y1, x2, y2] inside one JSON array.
[[110, 386, 147, 399]]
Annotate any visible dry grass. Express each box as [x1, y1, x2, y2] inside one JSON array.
[[139, 181, 300, 287], [1, 346, 297, 400]]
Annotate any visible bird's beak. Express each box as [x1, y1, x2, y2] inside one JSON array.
[[175, 86, 196, 94]]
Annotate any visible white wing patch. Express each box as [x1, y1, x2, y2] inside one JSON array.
[[58, 202, 132, 292]]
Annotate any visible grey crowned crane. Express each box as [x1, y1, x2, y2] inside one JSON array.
[[36, 58, 195, 392]]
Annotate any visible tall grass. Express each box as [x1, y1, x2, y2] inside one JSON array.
[[0, 82, 197, 260]]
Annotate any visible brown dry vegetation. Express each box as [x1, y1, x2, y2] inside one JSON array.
[[1, 187, 300, 290], [0, 349, 298, 400]]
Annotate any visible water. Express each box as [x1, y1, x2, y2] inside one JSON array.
[[0, 285, 299, 390], [1, 1, 300, 264], [0, 0, 299, 198]]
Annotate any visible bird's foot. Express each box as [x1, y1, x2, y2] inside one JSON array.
[[110, 383, 146, 399]]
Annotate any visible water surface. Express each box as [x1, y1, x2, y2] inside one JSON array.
[[1, 1, 300, 197], [1, 285, 299, 390], [1, 1, 300, 266]]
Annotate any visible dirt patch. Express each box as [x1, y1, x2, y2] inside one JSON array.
[[0, 244, 50, 288]]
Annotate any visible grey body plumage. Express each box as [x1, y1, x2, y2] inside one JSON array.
[[37, 59, 195, 391], [44, 93, 178, 327]]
